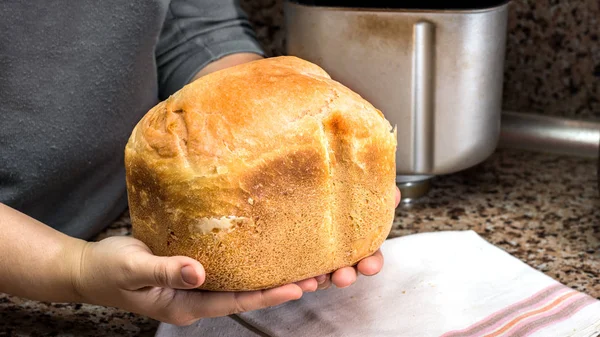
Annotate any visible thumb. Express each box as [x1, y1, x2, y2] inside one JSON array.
[[122, 252, 206, 290]]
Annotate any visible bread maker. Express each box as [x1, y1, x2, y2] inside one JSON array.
[[284, 0, 510, 201]]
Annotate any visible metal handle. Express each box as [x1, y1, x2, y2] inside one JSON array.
[[499, 111, 600, 158], [411, 21, 435, 172]]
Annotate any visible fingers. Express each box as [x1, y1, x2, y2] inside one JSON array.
[[356, 249, 384, 276], [316, 274, 331, 290], [201, 284, 302, 317], [395, 186, 401, 207], [121, 253, 206, 290], [295, 278, 318, 292], [162, 284, 303, 325], [331, 267, 357, 288]]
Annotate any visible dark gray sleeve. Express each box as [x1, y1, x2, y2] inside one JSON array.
[[156, 0, 265, 99]]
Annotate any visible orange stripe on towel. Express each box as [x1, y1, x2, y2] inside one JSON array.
[[483, 291, 578, 337]]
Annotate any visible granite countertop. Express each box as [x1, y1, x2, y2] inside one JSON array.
[[1, 148, 599, 336]]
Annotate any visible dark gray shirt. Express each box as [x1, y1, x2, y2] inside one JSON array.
[[0, 0, 264, 239]]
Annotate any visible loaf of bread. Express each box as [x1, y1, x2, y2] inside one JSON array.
[[124, 56, 397, 291]]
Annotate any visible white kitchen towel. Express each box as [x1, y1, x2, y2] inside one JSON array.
[[156, 231, 600, 337]]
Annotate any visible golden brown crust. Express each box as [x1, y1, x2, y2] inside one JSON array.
[[125, 56, 397, 291]]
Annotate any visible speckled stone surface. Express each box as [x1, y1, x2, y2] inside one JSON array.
[[503, 0, 599, 119], [239, 0, 600, 119], [1, 149, 598, 336]]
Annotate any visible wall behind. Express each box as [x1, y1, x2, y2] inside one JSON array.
[[240, 0, 599, 119]]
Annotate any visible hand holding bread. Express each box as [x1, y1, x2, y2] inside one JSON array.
[[69, 188, 399, 326]]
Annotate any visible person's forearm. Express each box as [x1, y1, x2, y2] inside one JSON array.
[[190, 52, 264, 82], [0, 203, 86, 303]]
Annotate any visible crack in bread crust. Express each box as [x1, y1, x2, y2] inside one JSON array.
[[318, 116, 336, 272]]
